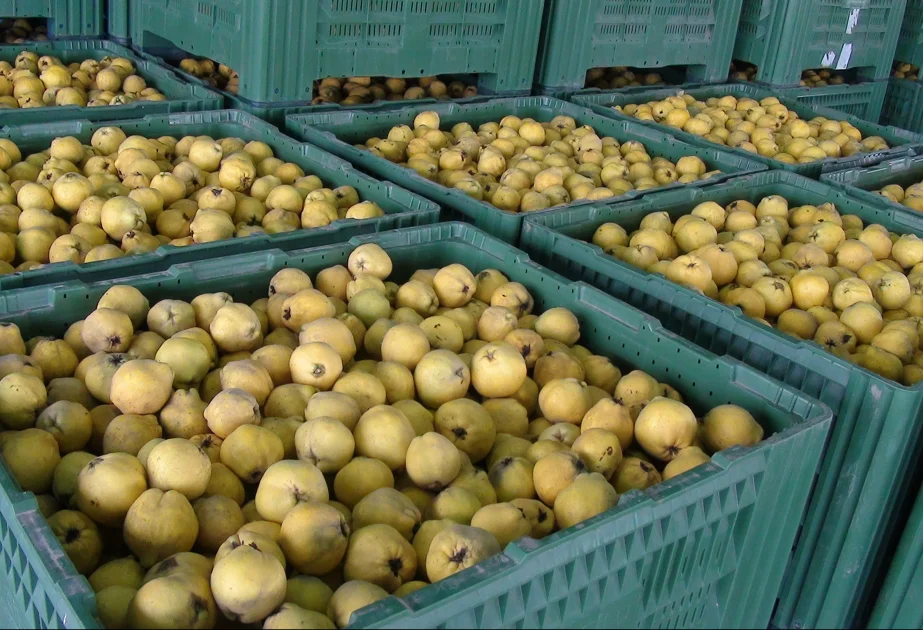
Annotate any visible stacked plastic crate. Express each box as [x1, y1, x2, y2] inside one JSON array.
[[881, 0, 923, 133], [533, 0, 743, 98], [0, 0, 223, 124], [125, 0, 544, 126], [730, 0, 906, 122], [0, 0, 103, 39]]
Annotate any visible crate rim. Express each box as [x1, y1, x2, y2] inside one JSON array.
[[0, 0, 104, 38]]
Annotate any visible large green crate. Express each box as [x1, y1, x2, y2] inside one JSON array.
[[0, 0, 102, 38], [533, 0, 743, 94], [0, 39, 222, 127], [284, 96, 767, 244], [129, 0, 543, 105], [0, 109, 439, 292], [778, 80, 888, 123], [0, 221, 831, 629], [820, 153, 923, 214], [733, 0, 907, 86], [105, 0, 129, 43], [519, 169, 923, 630], [571, 82, 923, 179], [894, 0, 923, 71], [868, 482, 923, 629], [881, 78, 923, 134]]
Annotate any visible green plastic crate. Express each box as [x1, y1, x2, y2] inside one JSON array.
[[0, 221, 831, 629], [129, 0, 543, 105], [778, 80, 888, 123], [734, 0, 907, 86], [881, 78, 923, 134], [820, 154, 923, 216], [519, 168, 923, 630], [284, 96, 767, 244], [894, 0, 923, 71], [534, 0, 743, 94], [571, 82, 923, 179], [0, 39, 222, 127], [868, 482, 923, 629], [105, 0, 129, 43], [0, 0, 102, 38], [0, 109, 439, 292]]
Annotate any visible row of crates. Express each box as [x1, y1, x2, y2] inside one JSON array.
[[0, 1, 913, 108]]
